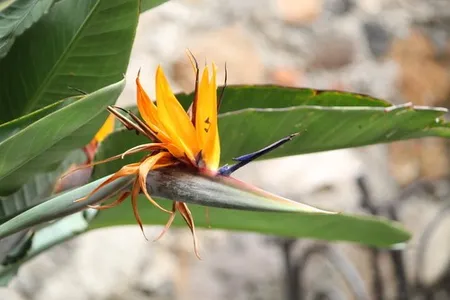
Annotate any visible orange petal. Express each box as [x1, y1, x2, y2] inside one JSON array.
[[154, 202, 177, 241], [84, 114, 115, 162], [75, 163, 139, 203], [154, 157, 179, 169], [196, 64, 220, 170], [138, 152, 173, 213], [163, 143, 189, 163], [136, 73, 172, 143], [195, 67, 211, 147], [202, 116, 220, 170], [88, 191, 130, 210], [93, 114, 115, 144], [61, 147, 146, 183], [185, 49, 200, 123], [155, 66, 199, 162], [136, 72, 159, 125], [176, 202, 201, 259], [131, 176, 148, 240], [120, 143, 164, 159]]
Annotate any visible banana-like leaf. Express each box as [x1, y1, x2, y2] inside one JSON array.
[[0, 0, 139, 122], [0, 168, 410, 248], [0, 96, 72, 142], [0, 0, 54, 59], [176, 86, 392, 111], [140, 0, 167, 13], [218, 104, 449, 163], [0, 79, 125, 196], [0, 150, 85, 223], [92, 101, 450, 179]]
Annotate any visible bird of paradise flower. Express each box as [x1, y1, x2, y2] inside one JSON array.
[[77, 52, 300, 258]]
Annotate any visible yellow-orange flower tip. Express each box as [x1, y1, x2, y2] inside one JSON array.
[[93, 114, 115, 144], [79, 114, 116, 163]]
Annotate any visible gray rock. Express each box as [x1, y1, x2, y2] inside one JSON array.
[[324, 0, 354, 16], [363, 21, 392, 58]]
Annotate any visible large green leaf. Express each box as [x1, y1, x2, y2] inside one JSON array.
[[92, 89, 450, 179], [217, 105, 449, 164], [140, 0, 167, 13], [0, 150, 85, 223], [0, 79, 125, 196], [176, 86, 392, 111], [0, 170, 410, 248], [0, 0, 54, 59], [0, 96, 73, 142], [0, 0, 139, 122], [92, 198, 408, 247]]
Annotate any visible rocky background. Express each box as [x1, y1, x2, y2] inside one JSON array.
[[2, 0, 450, 299]]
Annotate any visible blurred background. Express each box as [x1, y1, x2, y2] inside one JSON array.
[[2, 0, 450, 299]]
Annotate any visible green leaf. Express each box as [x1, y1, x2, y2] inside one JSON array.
[[0, 169, 410, 247], [0, 79, 125, 196], [0, 96, 73, 142], [140, 0, 167, 13], [0, 0, 139, 122], [0, 150, 85, 223], [92, 91, 450, 179], [176, 86, 392, 112], [217, 104, 449, 164], [92, 199, 408, 248], [0, 0, 54, 59]]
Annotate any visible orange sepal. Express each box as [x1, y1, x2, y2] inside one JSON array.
[[176, 202, 200, 259], [195, 64, 220, 170], [88, 191, 130, 210], [75, 163, 140, 203], [136, 73, 172, 143], [131, 176, 147, 240], [155, 66, 199, 163], [138, 152, 174, 214]]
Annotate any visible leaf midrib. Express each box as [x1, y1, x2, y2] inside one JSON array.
[[23, 0, 101, 114]]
